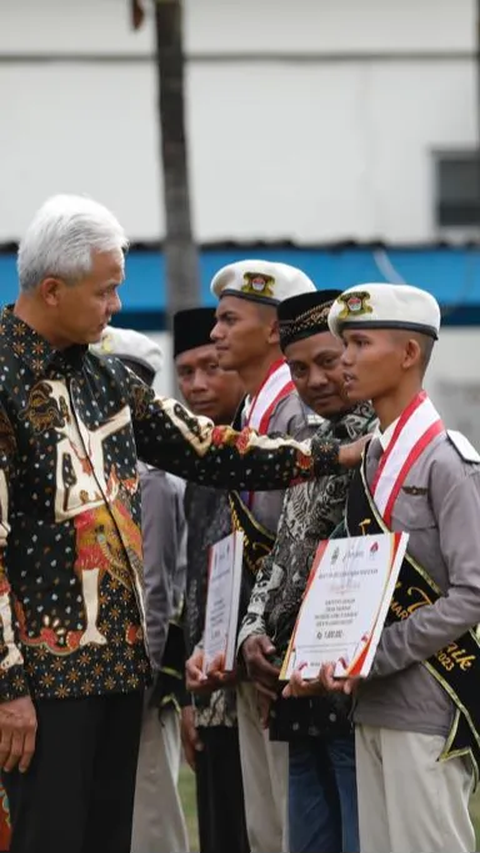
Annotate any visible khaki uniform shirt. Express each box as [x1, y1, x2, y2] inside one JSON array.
[[354, 430, 480, 737], [241, 390, 309, 535]]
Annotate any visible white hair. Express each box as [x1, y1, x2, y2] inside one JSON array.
[[17, 194, 129, 293]]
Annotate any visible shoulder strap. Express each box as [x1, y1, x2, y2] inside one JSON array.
[[447, 430, 480, 463]]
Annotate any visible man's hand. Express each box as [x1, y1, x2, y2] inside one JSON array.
[[339, 435, 371, 469], [282, 663, 324, 699], [282, 661, 343, 699], [283, 662, 359, 699], [181, 705, 203, 771], [186, 649, 236, 693], [185, 649, 213, 693], [317, 663, 359, 695], [0, 695, 37, 773], [205, 653, 237, 688], [241, 634, 280, 699]]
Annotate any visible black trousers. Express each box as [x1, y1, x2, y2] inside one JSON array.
[[196, 725, 249, 853], [3, 691, 143, 853]]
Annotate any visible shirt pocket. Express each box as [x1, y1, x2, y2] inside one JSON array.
[[393, 491, 437, 531]]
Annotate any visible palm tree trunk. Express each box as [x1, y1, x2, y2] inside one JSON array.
[[154, 0, 201, 324]]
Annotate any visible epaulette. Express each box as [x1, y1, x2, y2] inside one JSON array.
[[447, 430, 480, 463]]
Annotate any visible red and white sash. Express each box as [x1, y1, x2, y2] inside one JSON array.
[[241, 359, 295, 510], [243, 359, 295, 434], [371, 391, 445, 527]]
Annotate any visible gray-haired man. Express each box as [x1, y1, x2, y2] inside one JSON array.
[[0, 194, 359, 853]]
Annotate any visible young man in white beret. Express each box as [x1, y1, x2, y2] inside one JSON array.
[[92, 326, 189, 853], [206, 260, 317, 853], [238, 289, 376, 853], [287, 283, 480, 853]]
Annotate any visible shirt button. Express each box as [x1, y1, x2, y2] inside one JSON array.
[[329, 712, 337, 723]]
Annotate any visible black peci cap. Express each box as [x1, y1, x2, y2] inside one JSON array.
[[173, 307, 218, 358], [278, 290, 342, 351]]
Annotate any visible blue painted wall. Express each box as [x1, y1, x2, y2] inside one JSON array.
[[2, 246, 480, 325]]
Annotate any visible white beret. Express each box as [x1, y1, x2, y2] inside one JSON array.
[[328, 283, 441, 341], [91, 326, 164, 376], [211, 259, 316, 306]]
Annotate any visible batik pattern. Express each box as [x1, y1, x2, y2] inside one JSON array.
[[0, 306, 336, 702]]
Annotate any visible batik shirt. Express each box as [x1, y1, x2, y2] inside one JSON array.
[[237, 403, 376, 738], [238, 403, 375, 650], [0, 307, 337, 704]]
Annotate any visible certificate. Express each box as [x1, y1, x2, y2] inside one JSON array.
[[280, 532, 408, 681], [203, 532, 244, 673]]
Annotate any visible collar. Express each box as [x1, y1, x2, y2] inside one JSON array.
[[0, 305, 88, 376], [375, 416, 400, 452]]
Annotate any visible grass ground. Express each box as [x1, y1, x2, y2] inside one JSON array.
[[472, 791, 480, 850], [179, 764, 199, 853], [179, 763, 480, 853]]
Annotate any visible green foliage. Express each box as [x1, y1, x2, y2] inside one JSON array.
[[179, 762, 200, 852]]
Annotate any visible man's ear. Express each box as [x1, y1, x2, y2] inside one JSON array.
[[402, 337, 422, 370], [267, 317, 280, 346], [38, 277, 63, 308]]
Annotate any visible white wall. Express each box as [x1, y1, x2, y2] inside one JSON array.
[[0, 0, 477, 244], [424, 328, 480, 448], [1, 0, 474, 60], [186, 0, 475, 54]]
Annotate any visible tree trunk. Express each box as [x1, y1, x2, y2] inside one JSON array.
[[154, 0, 201, 328]]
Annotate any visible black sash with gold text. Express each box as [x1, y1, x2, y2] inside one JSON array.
[[229, 404, 276, 576], [228, 490, 275, 576], [347, 459, 480, 777]]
